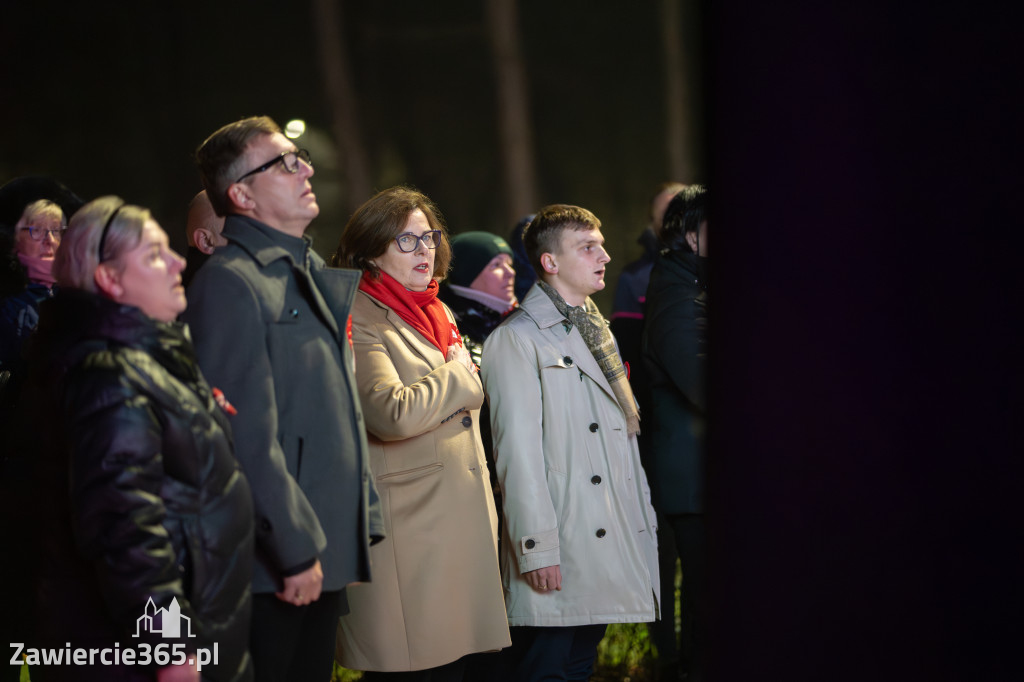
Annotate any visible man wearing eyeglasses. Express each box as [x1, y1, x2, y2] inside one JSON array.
[[183, 116, 384, 682]]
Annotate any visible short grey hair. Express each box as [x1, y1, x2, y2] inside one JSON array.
[[16, 199, 65, 227], [54, 196, 149, 292]]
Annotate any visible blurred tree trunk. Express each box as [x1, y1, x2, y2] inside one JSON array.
[[486, 0, 538, 227], [312, 0, 372, 217], [661, 0, 699, 181]]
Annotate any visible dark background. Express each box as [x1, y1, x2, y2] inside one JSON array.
[[3, 1, 1023, 680], [705, 2, 1023, 680], [0, 0, 704, 313]]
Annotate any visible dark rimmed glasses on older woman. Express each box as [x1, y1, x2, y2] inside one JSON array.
[[19, 225, 66, 241], [394, 231, 442, 253]]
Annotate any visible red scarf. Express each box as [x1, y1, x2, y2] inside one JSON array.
[[359, 271, 462, 354]]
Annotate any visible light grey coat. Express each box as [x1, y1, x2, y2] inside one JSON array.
[[481, 284, 660, 627]]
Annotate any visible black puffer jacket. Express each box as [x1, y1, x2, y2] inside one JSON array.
[[25, 289, 254, 682]]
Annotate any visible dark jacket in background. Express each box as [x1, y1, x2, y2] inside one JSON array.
[[182, 215, 384, 596], [25, 289, 254, 681], [438, 284, 508, 369], [642, 250, 707, 515]]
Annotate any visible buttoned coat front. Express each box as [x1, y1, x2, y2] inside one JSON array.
[[183, 216, 383, 595], [335, 289, 510, 672], [481, 284, 660, 627]]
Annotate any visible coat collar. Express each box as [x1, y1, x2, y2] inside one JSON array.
[[518, 282, 568, 329], [222, 214, 310, 269], [357, 289, 449, 367], [518, 282, 620, 407]]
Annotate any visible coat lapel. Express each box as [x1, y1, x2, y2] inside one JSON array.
[[381, 304, 447, 368], [521, 285, 619, 406], [310, 265, 360, 343]]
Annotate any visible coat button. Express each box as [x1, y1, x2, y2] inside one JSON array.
[[525, 539, 536, 549], [461, 415, 472, 427], [563, 356, 573, 366], [589, 423, 599, 432], [591, 475, 602, 485], [596, 528, 606, 538], [290, 309, 299, 318], [261, 519, 272, 532]]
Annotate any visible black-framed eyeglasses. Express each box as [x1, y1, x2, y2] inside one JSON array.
[[18, 225, 66, 241], [235, 148, 312, 183], [394, 231, 442, 253]]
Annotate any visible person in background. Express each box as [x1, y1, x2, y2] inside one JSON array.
[[332, 187, 510, 680], [181, 189, 226, 287], [482, 204, 660, 682], [508, 213, 537, 302], [24, 196, 253, 682], [611, 182, 686, 330], [1, 200, 65, 385], [440, 231, 517, 366], [0, 176, 84, 395], [642, 185, 709, 682], [184, 115, 383, 682], [608, 180, 686, 681], [0, 178, 83, 681], [438, 231, 518, 603]]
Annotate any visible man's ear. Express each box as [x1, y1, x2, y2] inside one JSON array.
[[685, 230, 699, 254], [93, 263, 123, 299], [195, 229, 217, 255], [540, 252, 558, 275], [226, 183, 252, 212]]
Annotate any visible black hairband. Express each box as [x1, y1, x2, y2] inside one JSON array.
[[97, 202, 125, 263]]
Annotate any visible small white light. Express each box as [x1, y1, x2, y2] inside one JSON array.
[[284, 119, 306, 139]]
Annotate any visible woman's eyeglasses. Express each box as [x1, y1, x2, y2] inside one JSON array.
[[394, 231, 442, 253], [19, 225, 66, 241]]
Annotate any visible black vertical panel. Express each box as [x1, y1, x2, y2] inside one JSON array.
[[706, 2, 1024, 680]]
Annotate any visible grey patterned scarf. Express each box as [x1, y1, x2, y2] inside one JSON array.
[[538, 281, 641, 435]]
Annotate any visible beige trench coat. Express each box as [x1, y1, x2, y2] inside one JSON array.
[[335, 290, 510, 672], [481, 284, 661, 626]]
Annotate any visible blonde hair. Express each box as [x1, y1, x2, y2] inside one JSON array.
[[54, 196, 149, 292], [16, 199, 65, 228]]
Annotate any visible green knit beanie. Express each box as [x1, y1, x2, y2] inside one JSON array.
[[448, 231, 513, 287]]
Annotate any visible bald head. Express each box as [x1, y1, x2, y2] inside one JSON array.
[[650, 182, 687, 237], [186, 190, 227, 254]]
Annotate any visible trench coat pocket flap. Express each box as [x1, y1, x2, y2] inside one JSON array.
[[375, 462, 444, 485], [520, 528, 559, 555], [545, 355, 574, 370]]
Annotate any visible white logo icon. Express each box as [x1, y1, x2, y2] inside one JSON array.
[[133, 597, 195, 638]]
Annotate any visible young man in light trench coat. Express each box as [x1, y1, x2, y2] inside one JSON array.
[[481, 204, 660, 681]]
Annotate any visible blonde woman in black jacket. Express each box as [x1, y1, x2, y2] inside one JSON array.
[[24, 197, 254, 682]]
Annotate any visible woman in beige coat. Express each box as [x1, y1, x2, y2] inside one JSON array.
[[331, 187, 510, 680]]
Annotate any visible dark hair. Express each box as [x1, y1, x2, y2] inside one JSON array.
[[522, 204, 601, 275], [659, 184, 708, 252], [332, 186, 452, 280], [195, 116, 281, 216]]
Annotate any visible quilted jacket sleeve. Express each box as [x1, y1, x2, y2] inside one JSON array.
[[64, 359, 197, 649]]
